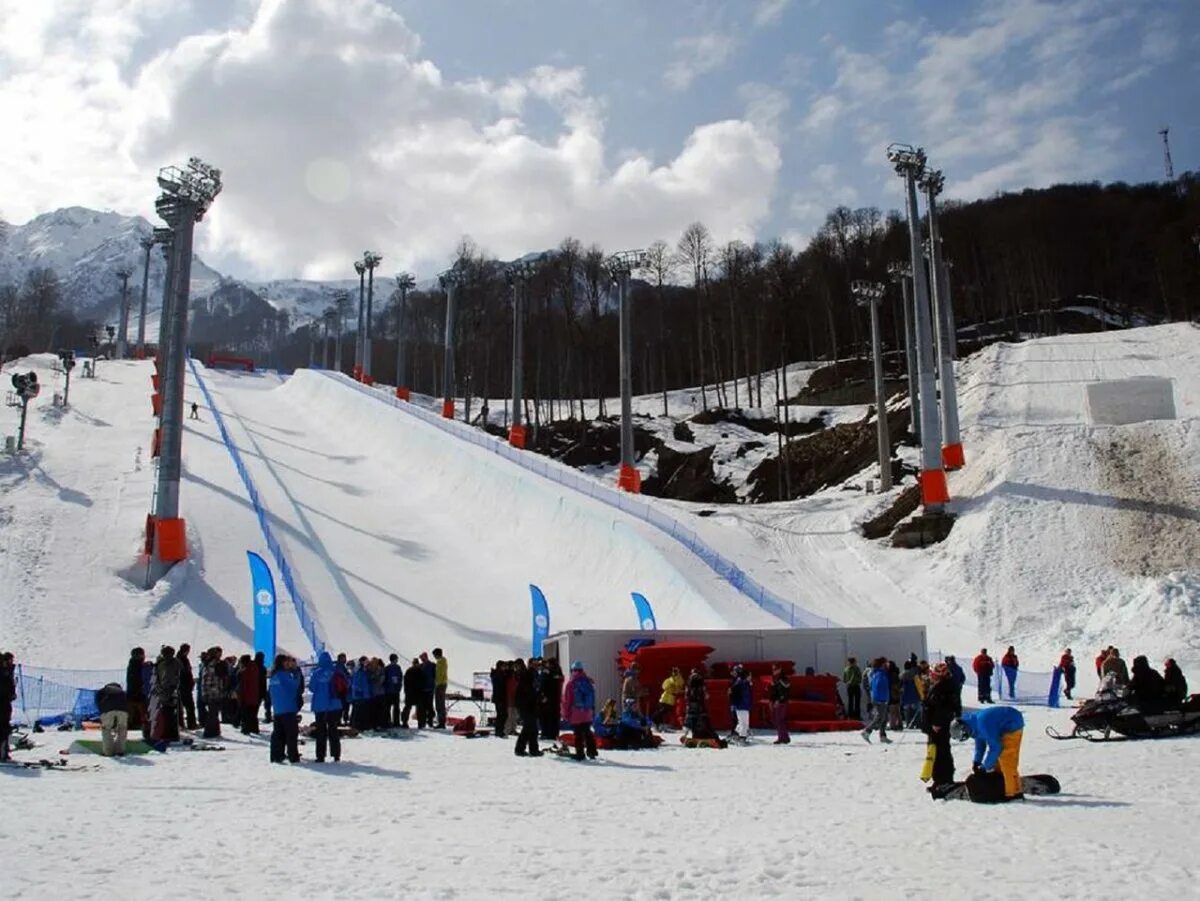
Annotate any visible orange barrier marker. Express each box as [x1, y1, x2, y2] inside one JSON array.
[[151, 392, 162, 416], [942, 443, 965, 470], [395, 386, 411, 401], [155, 517, 188, 563], [617, 463, 642, 494], [509, 424, 526, 449], [919, 469, 950, 506], [442, 399, 455, 419]]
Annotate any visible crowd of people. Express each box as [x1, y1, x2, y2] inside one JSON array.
[[1, 638, 1192, 772]]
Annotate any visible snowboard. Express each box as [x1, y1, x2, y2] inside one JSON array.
[[931, 773, 1060, 802]]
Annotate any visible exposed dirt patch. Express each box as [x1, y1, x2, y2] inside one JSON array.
[[1091, 426, 1200, 578], [689, 408, 824, 437]]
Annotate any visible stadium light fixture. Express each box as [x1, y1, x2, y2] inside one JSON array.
[[606, 250, 649, 493], [393, 272, 416, 401], [438, 264, 467, 419], [147, 156, 222, 586], [917, 166, 964, 470], [851, 280, 891, 491], [887, 142, 948, 512], [361, 252, 383, 381]]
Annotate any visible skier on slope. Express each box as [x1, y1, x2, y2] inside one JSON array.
[[951, 706, 1025, 802]]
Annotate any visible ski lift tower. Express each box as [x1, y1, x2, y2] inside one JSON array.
[[505, 258, 541, 448], [439, 263, 466, 419]]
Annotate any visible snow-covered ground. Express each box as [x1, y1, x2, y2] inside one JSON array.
[[4, 705, 1197, 900], [676, 324, 1200, 670]]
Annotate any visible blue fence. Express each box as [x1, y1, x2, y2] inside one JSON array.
[[189, 358, 325, 655], [10, 665, 125, 726], [321, 373, 834, 629], [931, 651, 1061, 706]]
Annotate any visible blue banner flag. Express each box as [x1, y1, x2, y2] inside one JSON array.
[[530, 584, 551, 656], [248, 551, 277, 663], [632, 592, 657, 631]]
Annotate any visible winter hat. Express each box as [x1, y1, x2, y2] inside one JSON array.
[[571, 660, 584, 672], [930, 662, 951, 682]]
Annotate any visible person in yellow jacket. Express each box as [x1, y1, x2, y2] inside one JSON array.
[[651, 667, 685, 728], [432, 648, 448, 729]]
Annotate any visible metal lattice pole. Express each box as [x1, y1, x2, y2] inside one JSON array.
[[887, 143, 947, 512]]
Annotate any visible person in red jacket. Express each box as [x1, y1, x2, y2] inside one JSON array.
[[1000, 646, 1019, 700], [1059, 649, 1076, 700], [972, 649, 995, 704], [237, 654, 262, 735], [1095, 647, 1110, 678]]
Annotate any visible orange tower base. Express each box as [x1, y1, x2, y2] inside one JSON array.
[[155, 517, 188, 563], [441, 399, 455, 419], [395, 386, 411, 401], [919, 469, 950, 506], [942, 443, 965, 470], [509, 425, 527, 449], [617, 463, 642, 494]]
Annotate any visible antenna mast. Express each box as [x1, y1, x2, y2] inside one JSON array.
[[1159, 126, 1174, 181]]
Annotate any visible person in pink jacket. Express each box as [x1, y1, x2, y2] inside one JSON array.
[[560, 660, 598, 760]]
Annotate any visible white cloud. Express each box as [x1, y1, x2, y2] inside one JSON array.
[[799, 94, 843, 133], [664, 32, 737, 91], [0, 0, 782, 279], [753, 0, 790, 28], [739, 82, 790, 141]]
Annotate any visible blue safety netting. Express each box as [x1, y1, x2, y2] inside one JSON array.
[[189, 358, 325, 655], [9, 665, 125, 726], [323, 373, 835, 629]]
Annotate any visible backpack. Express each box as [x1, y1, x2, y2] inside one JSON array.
[[332, 670, 349, 700], [572, 677, 595, 713]]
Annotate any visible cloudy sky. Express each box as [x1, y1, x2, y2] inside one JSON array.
[[0, 0, 1196, 281]]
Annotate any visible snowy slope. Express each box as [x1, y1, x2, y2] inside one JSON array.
[[680, 324, 1200, 669], [199, 367, 780, 681], [0, 355, 306, 667]]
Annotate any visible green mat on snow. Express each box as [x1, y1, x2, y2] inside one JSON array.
[[69, 739, 154, 756]]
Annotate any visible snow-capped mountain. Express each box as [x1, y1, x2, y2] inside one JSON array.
[[0, 207, 225, 321]]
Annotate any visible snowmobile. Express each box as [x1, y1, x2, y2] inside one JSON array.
[[1046, 690, 1200, 742]]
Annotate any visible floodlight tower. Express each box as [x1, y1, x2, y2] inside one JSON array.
[[136, 235, 155, 356], [332, 289, 352, 372], [505, 259, 539, 448], [438, 265, 465, 419], [607, 249, 649, 493], [887, 261, 920, 442], [393, 272, 416, 400], [115, 267, 133, 359], [321, 308, 335, 368], [148, 156, 222, 586], [361, 251, 382, 380], [353, 260, 366, 377], [887, 143, 948, 512], [918, 166, 964, 470], [852, 280, 892, 490]]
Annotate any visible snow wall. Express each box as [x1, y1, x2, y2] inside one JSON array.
[[321, 372, 834, 629]]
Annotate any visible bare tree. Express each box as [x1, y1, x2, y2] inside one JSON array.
[[676, 222, 712, 409]]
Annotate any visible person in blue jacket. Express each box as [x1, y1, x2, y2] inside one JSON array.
[[861, 658, 893, 744], [350, 656, 371, 731], [951, 705, 1025, 800], [945, 655, 966, 687], [615, 699, 655, 749], [308, 652, 343, 763], [267, 655, 302, 764]]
